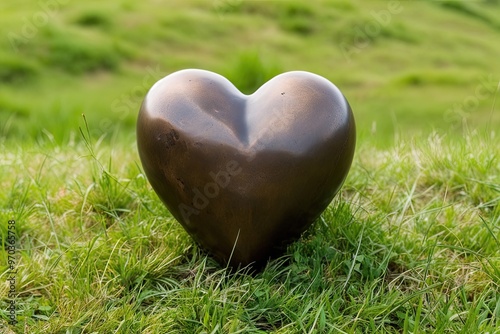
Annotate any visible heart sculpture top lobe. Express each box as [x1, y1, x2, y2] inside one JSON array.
[[137, 69, 355, 267]]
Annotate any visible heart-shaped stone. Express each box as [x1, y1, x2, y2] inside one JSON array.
[[137, 69, 355, 267]]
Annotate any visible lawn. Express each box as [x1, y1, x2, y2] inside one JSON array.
[[0, 0, 499, 333]]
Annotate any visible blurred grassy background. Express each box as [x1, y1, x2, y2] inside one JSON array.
[[0, 0, 499, 146]]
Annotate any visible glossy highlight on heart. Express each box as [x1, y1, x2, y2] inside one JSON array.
[[137, 69, 356, 267]]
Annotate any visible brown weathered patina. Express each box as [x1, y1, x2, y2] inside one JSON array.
[[137, 69, 356, 267]]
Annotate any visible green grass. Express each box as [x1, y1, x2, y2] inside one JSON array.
[[1, 0, 500, 332], [0, 0, 499, 145], [0, 129, 499, 333]]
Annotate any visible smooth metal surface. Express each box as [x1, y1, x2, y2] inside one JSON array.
[[137, 69, 356, 267]]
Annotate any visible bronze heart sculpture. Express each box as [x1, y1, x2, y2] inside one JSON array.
[[137, 69, 355, 267]]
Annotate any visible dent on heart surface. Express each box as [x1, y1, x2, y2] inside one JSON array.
[[137, 69, 356, 268]]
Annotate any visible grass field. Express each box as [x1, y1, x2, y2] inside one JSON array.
[[1, 0, 499, 333]]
